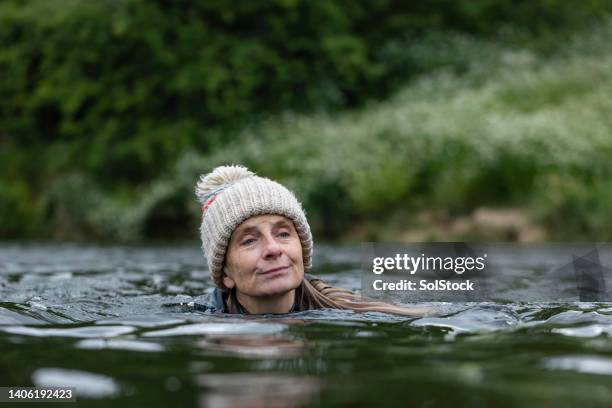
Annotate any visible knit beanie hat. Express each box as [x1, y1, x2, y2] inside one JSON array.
[[196, 165, 313, 289]]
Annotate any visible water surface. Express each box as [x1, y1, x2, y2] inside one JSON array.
[[1, 244, 612, 407]]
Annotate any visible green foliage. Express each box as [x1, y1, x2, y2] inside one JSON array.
[[175, 22, 612, 241], [3, 1, 612, 240], [0, 180, 37, 238], [42, 173, 123, 240], [532, 175, 612, 240], [3, 0, 612, 181]]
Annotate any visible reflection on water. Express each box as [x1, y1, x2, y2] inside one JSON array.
[[2, 244, 612, 407], [143, 322, 287, 337], [1, 325, 136, 338], [32, 368, 120, 399], [76, 338, 165, 352], [196, 373, 320, 408], [542, 355, 612, 376], [197, 334, 305, 358]]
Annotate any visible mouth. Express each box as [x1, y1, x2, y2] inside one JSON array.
[[259, 266, 290, 276]]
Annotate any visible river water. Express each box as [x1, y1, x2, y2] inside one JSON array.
[[1, 243, 612, 407]]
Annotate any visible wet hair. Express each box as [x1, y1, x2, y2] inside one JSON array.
[[225, 275, 427, 317], [300, 277, 426, 316]]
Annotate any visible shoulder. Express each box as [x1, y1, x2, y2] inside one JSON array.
[[194, 287, 226, 313]]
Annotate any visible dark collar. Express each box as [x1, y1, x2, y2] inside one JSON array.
[[227, 286, 302, 314]]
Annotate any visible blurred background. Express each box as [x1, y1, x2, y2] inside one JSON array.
[[2, 0, 612, 244]]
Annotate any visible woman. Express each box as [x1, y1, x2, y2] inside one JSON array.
[[195, 165, 426, 316]]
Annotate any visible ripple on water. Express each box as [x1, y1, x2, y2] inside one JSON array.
[[543, 355, 612, 376], [142, 321, 287, 337], [76, 338, 164, 352], [0, 307, 44, 325], [95, 314, 186, 328], [0, 325, 135, 338], [544, 310, 612, 325], [411, 305, 521, 337], [32, 368, 120, 398], [552, 324, 612, 338]]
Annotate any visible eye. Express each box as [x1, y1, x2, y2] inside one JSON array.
[[278, 230, 291, 238], [240, 237, 257, 246]]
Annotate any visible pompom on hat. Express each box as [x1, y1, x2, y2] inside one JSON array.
[[196, 165, 313, 289]]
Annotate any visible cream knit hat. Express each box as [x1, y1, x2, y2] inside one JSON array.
[[196, 165, 313, 289]]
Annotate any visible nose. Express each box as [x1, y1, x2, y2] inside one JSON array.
[[262, 234, 282, 260]]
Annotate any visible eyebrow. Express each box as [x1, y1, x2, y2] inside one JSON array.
[[234, 226, 258, 237], [234, 219, 292, 237], [272, 219, 292, 228]]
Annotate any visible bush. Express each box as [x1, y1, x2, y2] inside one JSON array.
[[2, 0, 612, 185], [3, 1, 612, 239]]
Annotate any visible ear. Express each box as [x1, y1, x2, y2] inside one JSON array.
[[223, 275, 235, 289], [222, 266, 236, 289]]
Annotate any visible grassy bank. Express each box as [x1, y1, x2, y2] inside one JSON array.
[[7, 21, 612, 242]]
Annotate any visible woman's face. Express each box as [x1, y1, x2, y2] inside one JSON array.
[[224, 214, 304, 300]]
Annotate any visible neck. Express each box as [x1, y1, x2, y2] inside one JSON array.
[[235, 289, 296, 314]]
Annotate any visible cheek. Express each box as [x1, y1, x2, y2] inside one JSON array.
[[227, 250, 259, 278], [288, 241, 304, 266], [286, 244, 304, 273]]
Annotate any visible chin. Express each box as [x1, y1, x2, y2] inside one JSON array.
[[255, 274, 302, 297]]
